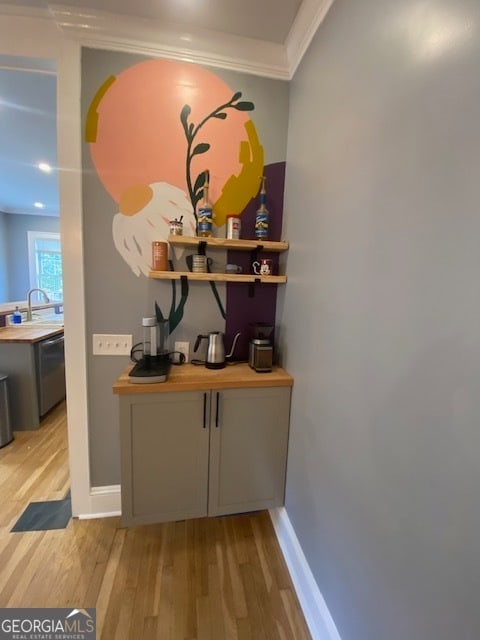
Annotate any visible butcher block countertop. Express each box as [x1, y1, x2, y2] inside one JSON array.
[[0, 326, 64, 343], [113, 362, 293, 394]]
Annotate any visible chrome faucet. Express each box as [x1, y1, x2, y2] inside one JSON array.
[[26, 288, 50, 321]]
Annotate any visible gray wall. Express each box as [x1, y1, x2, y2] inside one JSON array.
[[0, 211, 8, 301], [4, 213, 59, 301], [279, 0, 480, 639]]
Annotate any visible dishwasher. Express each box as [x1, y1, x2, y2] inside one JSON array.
[[35, 333, 66, 416]]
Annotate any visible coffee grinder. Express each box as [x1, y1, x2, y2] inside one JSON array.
[[129, 317, 171, 383], [248, 322, 274, 373]]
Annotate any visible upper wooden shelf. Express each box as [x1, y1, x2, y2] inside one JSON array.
[[168, 235, 289, 252], [149, 271, 287, 284]]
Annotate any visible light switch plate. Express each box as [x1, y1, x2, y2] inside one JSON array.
[[93, 334, 132, 356]]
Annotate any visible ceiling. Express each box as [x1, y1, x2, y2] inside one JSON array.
[[0, 0, 303, 44], [0, 0, 326, 217], [0, 56, 58, 216]]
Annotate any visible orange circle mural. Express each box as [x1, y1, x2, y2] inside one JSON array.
[[86, 58, 263, 220]]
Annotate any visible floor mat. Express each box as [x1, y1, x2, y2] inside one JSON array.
[[11, 496, 72, 532]]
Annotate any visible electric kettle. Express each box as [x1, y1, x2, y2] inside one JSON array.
[[194, 331, 241, 369]]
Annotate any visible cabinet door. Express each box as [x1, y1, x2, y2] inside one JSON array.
[[120, 391, 209, 526], [208, 387, 291, 517]]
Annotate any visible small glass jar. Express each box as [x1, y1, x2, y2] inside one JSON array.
[[169, 219, 183, 236]]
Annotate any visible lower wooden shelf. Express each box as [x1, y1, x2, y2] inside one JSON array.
[[148, 270, 287, 283]]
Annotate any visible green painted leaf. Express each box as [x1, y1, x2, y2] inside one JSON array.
[[155, 301, 164, 322], [208, 280, 226, 319], [234, 101, 255, 111], [169, 278, 189, 334], [193, 171, 207, 195], [180, 104, 191, 134], [232, 91, 242, 102], [213, 112, 227, 119], [168, 279, 176, 320], [192, 142, 210, 156]]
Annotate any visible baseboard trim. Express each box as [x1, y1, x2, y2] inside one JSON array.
[[269, 507, 342, 640], [76, 484, 121, 519]]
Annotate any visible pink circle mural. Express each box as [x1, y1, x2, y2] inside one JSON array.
[[87, 58, 262, 215]]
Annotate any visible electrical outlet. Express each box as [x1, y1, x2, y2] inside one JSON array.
[[174, 341, 190, 363], [93, 334, 132, 356]]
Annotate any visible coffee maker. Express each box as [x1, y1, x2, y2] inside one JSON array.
[[248, 323, 274, 373], [128, 317, 171, 383]]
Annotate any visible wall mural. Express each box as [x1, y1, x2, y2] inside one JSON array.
[[85, 59, 263, 271], [84, 57, 284, 345]]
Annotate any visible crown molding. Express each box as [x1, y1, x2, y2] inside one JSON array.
[[49, 4, 290, 79], [0, 1, 334, 79], [286, 0, 335, 76]]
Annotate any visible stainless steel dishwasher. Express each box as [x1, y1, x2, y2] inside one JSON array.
[[35, 333, 66, 416]]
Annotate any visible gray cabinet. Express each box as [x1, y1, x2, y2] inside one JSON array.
[[119, 386, 291, 526], [120, 391, 209, 526], [0, 333, 65, 430], [209, 387, 291, 517]]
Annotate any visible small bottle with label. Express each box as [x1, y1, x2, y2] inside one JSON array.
[[197, 170, 213, 237], [255, 176, 269, 241], [13, 306, 22, 324]]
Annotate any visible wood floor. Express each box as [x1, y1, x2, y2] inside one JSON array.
[[0, 401, 312, 640]]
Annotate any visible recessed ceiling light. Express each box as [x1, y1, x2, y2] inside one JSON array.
[[37, 162, 52, 173], [34, 202, 45, 209]]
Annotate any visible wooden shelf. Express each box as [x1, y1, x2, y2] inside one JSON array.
[[148, 271, 287, 284], [168, 235, 289, 252], [155, 235, 289, 285]]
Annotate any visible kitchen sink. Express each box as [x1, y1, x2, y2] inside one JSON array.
[[29, 323, 64, 329], [13, 314, 64, 327]]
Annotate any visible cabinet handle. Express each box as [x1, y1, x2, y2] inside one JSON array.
[[215, 392, 220, 428], [203, 392, 207, 428]]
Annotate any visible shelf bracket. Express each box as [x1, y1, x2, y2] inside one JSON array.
[[250, 244, 264, 266], [248, 278, 261, 298]]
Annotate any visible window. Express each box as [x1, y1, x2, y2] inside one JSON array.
[[27, 231, 63, 301]]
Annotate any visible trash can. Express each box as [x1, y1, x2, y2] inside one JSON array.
[[0, 374, 13, 448]]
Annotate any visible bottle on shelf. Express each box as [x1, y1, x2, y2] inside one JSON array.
[[255, 175, 269, 241], [197, 170, 213, 237]]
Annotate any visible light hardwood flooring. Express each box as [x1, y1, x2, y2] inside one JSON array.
[[0, 401, 312, 640]]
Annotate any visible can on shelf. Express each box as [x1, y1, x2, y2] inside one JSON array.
[[152, 241, 168, 271], [226, 215, 241, 239]]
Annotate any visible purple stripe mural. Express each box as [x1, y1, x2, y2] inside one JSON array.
[[225, 161, 286, 361]]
